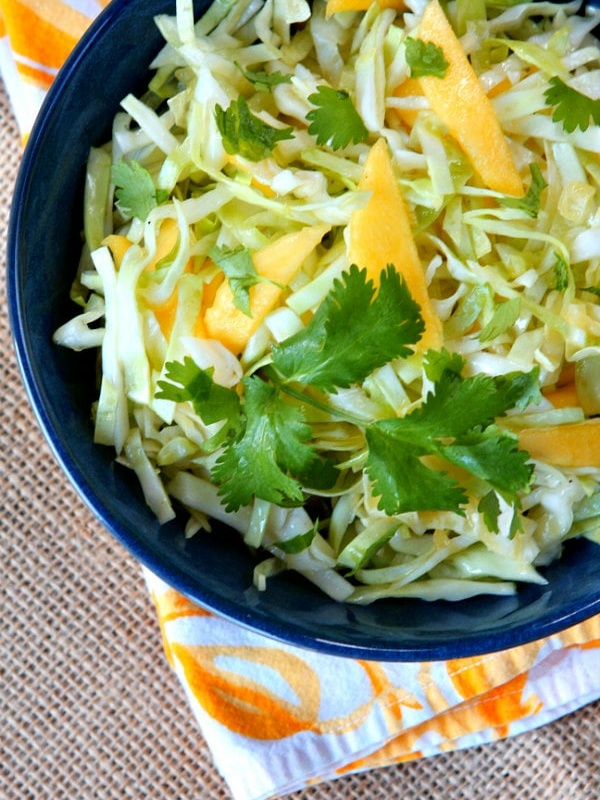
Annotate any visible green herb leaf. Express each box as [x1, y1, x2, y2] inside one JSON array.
[[366, 423, 468, 514], [582, 286, 600, 298], [499, 163, 547, 218], [478, 490, 501, 533], [405, 36, 449, 79], [553, 251, 569, 291], [235, 62, 292, 92], [156, 357, 242, 427], [215, 95, 294, 161], [276, 521, 319, 554], [272, 264, 425, 391], [306, 86, 369, 151], [211, 376, 319, 511], [478, 297, 521, 342], [111, 159, 169, 221], [209, 244, 261, 316], [543, 76, 600, 133], [365, 365, 538, 515]]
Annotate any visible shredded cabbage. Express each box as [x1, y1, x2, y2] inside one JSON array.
[[56, 0, 600, 604]]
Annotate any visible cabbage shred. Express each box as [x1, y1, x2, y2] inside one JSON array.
[[53, 0, 600, 604]]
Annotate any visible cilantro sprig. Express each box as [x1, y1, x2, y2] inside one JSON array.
[[215, 95, 294, 161], [235, 62, 292, 93], [271, 264, 425, 391], [543, 76, 600, 134], [209, 244, 266, 316], [499, 163, 547, 218], [306, 86, 369, 151], [365, 351, 539, 519], [156, 270, 539, 529], [405, 37, 449, 79], [111, 159, 169, 221]]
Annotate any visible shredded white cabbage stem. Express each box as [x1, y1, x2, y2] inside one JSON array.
[[54, 0, 600, 603]]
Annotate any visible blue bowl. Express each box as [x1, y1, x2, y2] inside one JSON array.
[[8, 0, 600, 661]]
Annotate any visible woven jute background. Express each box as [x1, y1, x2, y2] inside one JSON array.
[[1, 77, 598, 799]]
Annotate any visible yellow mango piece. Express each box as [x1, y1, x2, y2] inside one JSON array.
[[146, 217, 179, 271], [518, 419, 600, 468], [391, 77, 424, 129], [418, 0, 523, 197], [542, 382, 580, 409], [348, 138, 442, 351], [204, 224, 331, 353], [326, 0, 405, 15], [102, 234, 131, 268]]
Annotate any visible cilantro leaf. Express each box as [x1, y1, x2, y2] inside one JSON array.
[[366, 424, 467, 515], [405, 37, 449, 79], [543, 76, 600, 134], [276, 521, 319, 554], [441, 432, 533, 501], [211, 376, 321, 511], [553, 251, 569, 291], [478, 297, 521, 342], [111, 159, 169, 221], [499, 163, 547, 218], [306, 86, 368, 151], [422, 348, 465, 382], [235, 62, 292, 93], [209, 244, 261, 316], [478, 490, 501, 534], [215, 96, 294, 161], [156, 356, 241, 427], [365, 365, 539, 516], [582, 286, 600, 298], [272, 264, 425, 391]]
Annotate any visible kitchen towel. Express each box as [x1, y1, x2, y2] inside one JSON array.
[[1, 2, 599, 799]]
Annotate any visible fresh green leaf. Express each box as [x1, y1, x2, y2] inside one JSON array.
[[209, 244, 261, 316], [306, 86, 368, 151], [478, 490, 501, 533], [215, 95, 294, 161], [235, 62, 292, 92], [405, 37, 449, 79], [272, 264, 425, 391], [581, 286, 600, 298], [211, 376, 319, 511], [441, 432, 533, 500], [478, 297, 521, 342], [111, 159, 169, 221], [276, 521, 319, 554], [423, 348, 465, 382], [156, 356, 242, 428], [366, 423, 468, 515], [365, 366, 539, 516], [553, 251, 569, 291], [543, 76, 600, 133], [499, 163, 547, 218]]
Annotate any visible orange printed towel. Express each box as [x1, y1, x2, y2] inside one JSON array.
[[1, 2, 600, 799], [145, 569, 599, 800]]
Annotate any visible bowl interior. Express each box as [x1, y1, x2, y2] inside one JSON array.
[[7, 0, 600, 660]]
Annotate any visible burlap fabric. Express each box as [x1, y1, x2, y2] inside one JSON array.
[[1, 77, 598, 799]]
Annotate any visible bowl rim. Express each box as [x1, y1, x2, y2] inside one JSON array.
[[7, 0, 600, 662]]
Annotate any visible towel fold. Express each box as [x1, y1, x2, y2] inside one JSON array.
[[2, 2, 599, 798]]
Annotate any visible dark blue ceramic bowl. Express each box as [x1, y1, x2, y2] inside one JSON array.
[[8, 0, 600, 661]]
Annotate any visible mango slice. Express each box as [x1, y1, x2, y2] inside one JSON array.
[[518, 419, 600, 468], [326, 0, 406, 16], [348, 137, 442, 351], [417, 0, 523, 196], [204, 224, 331, 353]]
